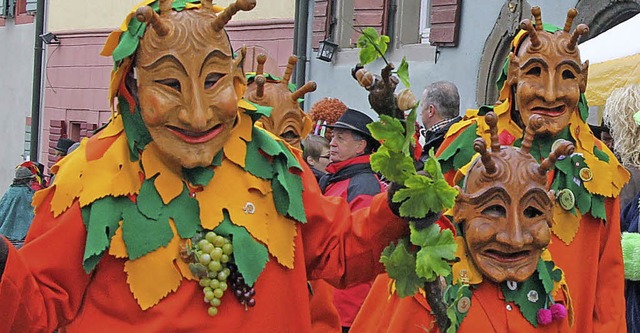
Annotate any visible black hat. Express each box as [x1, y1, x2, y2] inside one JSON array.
[[324, 108, 378, 145], [55, 138, 76, 154]]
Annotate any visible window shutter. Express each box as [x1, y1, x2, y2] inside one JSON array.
[[25, 0, 36, 13], [352, 0, 389, 46], [312, 0, 332, 50], [429, 0, 462, 46], [0, 0, 5, 16]]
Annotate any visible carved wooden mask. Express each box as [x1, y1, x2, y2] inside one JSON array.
[[245, 55, 316, 149], [133, 0, 255, 169], [454, 112, 574, 283], [507, 7, 589, 137]]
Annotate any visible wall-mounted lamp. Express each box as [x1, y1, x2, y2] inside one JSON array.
[[40, 32, 60, 45], [317, 40, 338, 62]]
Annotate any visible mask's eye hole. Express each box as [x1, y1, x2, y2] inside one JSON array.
[[523, 206, 543, 218], [155, 79, 181, 92], [280, 131, 300, 140], [482, 205, 506, 218], [562, 69, 576, 80], [205, 73, 225, 89], [525, 66, 541, 77]]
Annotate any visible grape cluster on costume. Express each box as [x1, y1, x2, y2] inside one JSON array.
[[182, 231, 256, 316]]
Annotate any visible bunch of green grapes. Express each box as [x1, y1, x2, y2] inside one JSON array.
[[185, 231, 235, 316]]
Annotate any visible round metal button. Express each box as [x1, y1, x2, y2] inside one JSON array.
[[457, 296, 471, 314], [579, 167, 593, 182], [506, 304, 513, 311], [243, 202, 256, 214], [557, 189, 575, 211]]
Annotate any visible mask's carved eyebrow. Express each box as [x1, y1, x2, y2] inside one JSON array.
[[200, 49, 232, 76], [141, 54, 187, 74], [520, 57, 549, 71], [519, 188, 552, 207], [557, 59, 581, 72], [467, 186, 512, 206]]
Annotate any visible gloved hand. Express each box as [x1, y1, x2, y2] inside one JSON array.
[[387, 181, 442, 230]]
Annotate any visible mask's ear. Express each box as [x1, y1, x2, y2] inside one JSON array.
[[233, 46, 247, 100], [579, 59, 589, 93]]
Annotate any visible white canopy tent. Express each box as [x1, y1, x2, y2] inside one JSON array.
[[579, 13, 640, 107]]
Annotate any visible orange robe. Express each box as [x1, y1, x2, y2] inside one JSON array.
[[351, 274, 571, 333], [0, 156, 406, 332]]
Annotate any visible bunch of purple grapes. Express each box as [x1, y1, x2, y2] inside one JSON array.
[[228, 262, 256, 308]]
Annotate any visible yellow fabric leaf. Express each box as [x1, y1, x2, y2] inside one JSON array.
[[79, 133, 141, 206], [124, 220, 184, 310], [49, 153, 87, 217], [552, 205, 582, 245], [451, 236, 483, 285], [98, 114, 124, 139], [32, 187, 54, 211], [223, 112, 252, 168], [100, 30, 122, 57], [238, 99, 257, 111], [109, 222, 128, 258], [140, 142, 184, 204], [453, 153, 478, 186], [108, 58, 133, 111], [568, 112, 630, 197], [197, 158, 296, 267]]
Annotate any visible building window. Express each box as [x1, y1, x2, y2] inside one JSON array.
[[0, 0, 37, 24], [419, 0, 431, 44]]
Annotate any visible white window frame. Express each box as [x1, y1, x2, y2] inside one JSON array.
[[419, 0, 431, 44]]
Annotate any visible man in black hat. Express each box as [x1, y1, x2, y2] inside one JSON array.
[[53, 138, 76, 159], [318, 108, 385, 332]]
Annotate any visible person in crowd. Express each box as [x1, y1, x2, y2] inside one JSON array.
[[319, 108, 386, 332], [353, 7, 629, 333], [302, 135, 331, 182], [0, 1, 413, 331], [419, 81, 462, 159], [19, 161, 47, 190], [603, 84, 640, 333], [53, 137, 76, 160], [0, 166, 36, 249]]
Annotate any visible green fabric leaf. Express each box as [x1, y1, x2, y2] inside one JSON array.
[[244, 141, 274, 179], [380, 238, 425, 297], [119, 98, 152, 161], [214, 211, 269, 287], [274, 161, 306, 223], [370, 148, 416, 184], [412, 224, 456, 282], [394, 174, 458, 218], [271, 178, 289, 217], [137, 178, 163, 220], [244, 99, 273, 122], [122, 203, 173, 260], [502, 271, 547, 327], [396, 57, 410, 88], [593, 146, 610, 162], [163, 185, 200, 239], [591, 194, 607, 221], [438, 124, 478, 172], [368, 115, 406, 152], [183, 166, 214, 187], [82, 196, 128, 272]]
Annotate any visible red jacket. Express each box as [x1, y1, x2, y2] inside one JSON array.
[[320, 154, 386, 327]]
